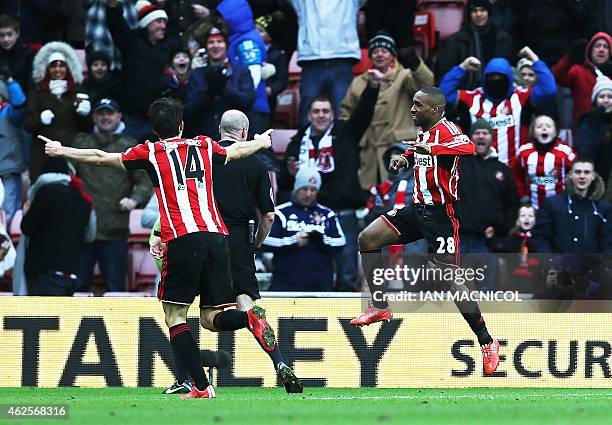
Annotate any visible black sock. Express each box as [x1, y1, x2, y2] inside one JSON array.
[[213, 309, 249, 331], [456, 302, 493, 345], [169, 323, 209, 390], [360, 248, 388, 309], [247, 322, 284, 368], [175, 359, 189, 383]]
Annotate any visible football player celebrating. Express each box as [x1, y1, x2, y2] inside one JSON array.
[[350, 87, 500, 375]]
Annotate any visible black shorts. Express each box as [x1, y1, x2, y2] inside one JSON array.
[[157, 232, 235, 308], [380, 203, 461, 266], [227, 224, 260, 300]]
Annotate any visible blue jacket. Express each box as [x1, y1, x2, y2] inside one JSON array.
[[262, 201, 346, 291], [533, 176, 612, 254], [440, 57, 557, 106], [183, 61, 255, 139], [0, 80, 26, 175], [217, 0, 269, 114]]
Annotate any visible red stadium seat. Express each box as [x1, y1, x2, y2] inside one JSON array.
[[273, 88, 300, 129], [413, 11, 437, 59], [288, 51, 302, 87], [418, 0, 465, 42], [128, 209, 150, 244], [271, 129, 298, 160], [128, 247, 158, 292], [352, 48, 372, 76], [9, 210, 22, 243]]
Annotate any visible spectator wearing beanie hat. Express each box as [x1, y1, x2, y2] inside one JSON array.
[[576, 75, 612, 183], [83, 50, 121, 105], [340, 31, 433, 190], [458, 117, 518, 290], [436, 0, 514, 89], [105, 0, 179, 143], [262, 167, 346, 292]]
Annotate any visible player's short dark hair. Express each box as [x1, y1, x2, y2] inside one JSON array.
[[418, 86, 446, 108], [0, 14, 19, 31], [148, 97, 183, 139], [308, 95, 332, 112], [571, 156, 595, 169]]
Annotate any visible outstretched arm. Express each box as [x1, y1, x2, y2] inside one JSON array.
[[39, 135, 125, 170], [224, 130, 272, 162]]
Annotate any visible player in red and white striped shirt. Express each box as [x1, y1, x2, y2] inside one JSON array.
[[350, 87, 500, 375], [40, 98, 276, 399], [512, 115, 576, 209]]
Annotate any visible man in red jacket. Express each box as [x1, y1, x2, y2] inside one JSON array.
[[553, 31, 611, 126]]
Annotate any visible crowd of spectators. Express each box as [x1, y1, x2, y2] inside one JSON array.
[[0, 0, 610, 299]]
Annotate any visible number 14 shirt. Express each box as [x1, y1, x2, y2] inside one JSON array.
[[122, 136, 228, 242]]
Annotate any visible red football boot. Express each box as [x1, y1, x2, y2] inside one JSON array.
[[247, 305, 277, 351], [350, 302, 393, 326], [481, 339, 500, 375], [180, 385, 216, 399]]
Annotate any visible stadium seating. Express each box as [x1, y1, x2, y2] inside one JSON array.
[[413, 11, 437, 60], [9, 210, 22, 243], [417, 0, 465, 42], [271, 129, 297, 160], [352, 48, 373, 76], [288, 51, 302, 87], [273, 87, 300, 129]]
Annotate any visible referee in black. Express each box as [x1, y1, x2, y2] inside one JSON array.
[[171, 110, 302, 393]]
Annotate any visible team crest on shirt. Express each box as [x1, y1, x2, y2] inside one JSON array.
[[387, 209, 398, 217], [495, 171, 505, 181]]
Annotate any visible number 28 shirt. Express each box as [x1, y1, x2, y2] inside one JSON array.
[[122, 136, 228, 242], [401, 118, 475, 206]]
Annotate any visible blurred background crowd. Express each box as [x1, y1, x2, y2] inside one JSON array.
[[0, 0, 609, 299]]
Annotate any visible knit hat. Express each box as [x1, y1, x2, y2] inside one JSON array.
[[470, 118, 493, 136], [86, 50, 111, 70], [136, 0, 168, 29], [467, 0, 492, 14], [592, 75, 612, 102], [517, 58, 533, 72], [0, 81, 8, 101], [368, 31, 396, 56], [206, 27, 227, 44], [294, 167, 321, 192], [47, 52, 67, 66]]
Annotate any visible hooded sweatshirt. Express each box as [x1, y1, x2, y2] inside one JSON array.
[[217, 0, 269, 114], [553, 32, 612, 125], [440, 57, 557, 164]]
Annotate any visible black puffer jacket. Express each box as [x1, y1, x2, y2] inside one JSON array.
[[106, 3, 179, 116], [534, 175, 612, 253]]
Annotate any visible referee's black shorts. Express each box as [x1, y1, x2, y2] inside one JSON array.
[[380, 203, 461, 266], [227, 224, 260, 300], [157, 231, 235, 308]]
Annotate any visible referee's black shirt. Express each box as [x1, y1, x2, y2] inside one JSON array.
[[213, 139, 275, 225]]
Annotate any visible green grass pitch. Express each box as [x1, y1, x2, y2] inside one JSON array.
[[0, 387, 610, 425]]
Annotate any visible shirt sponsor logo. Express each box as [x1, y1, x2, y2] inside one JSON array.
[[489, 114, 514, 129], [414, 153, 433, 168], [531, 176, 558, 185]]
